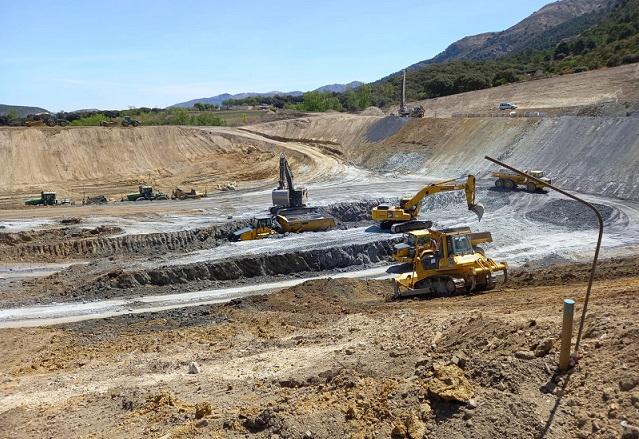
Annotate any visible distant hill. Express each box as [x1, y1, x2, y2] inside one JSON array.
[[406, 0, 620, 70], [170, 81, 362, 108], [366, 0, 638, 107], [170, 91, 303, 108], [314, 81, 363, 93], [0, 104, 49, 117]]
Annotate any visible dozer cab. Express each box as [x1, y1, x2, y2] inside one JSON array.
[[393, 228, 508, 299], [392, 227, 494, 263], [25, 191, 58, 206], [371, 175, 484, 233], [492, 169, 551, 192], [125, 185, 168, 201], [232, 216, 277, 241]]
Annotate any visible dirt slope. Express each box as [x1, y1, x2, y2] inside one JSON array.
[[252, 114, 639, 199], [1, 260, 637, 438], [396, 63, 639, 116], [0, 125, 340, 204]]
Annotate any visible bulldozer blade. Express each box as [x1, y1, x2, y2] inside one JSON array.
[[469, 203, 485, 221]]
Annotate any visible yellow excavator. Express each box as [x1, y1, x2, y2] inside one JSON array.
[[371, 175, 484, 233], [393, 227, 508, 298]]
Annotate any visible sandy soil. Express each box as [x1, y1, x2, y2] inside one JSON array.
[[396, 63, 639, 117], [0, 124, 345, 206], [1, 66, 638, 438], [1, 260, 638, 438]]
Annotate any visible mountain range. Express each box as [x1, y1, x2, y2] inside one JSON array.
[[405, 0, 620, 70], [170, 81, 363, 108], [0, 104, 49, 117], [3, 0, 630, 113]]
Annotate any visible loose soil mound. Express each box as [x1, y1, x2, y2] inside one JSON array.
[[1, 259, 637, 438]]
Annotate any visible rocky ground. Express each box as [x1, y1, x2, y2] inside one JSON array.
[[1, 259, 638, 439]]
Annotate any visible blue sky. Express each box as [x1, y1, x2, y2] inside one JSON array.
[[1, 0, 551, 111]]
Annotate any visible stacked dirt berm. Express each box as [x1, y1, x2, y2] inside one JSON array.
[[109, 240, 398, 290]]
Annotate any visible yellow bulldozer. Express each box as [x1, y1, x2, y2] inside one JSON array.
[[371, 175, 484, 233], [393, 227, 508, 298]]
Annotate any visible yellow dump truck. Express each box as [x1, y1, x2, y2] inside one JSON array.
[[492, 169, 551, 192], [275, 209, 336, 233]]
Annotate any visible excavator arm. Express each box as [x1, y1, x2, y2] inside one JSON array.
[[272, 154, 308, 210], [278, 154, 295, 191], [403, 175, 484, 221]]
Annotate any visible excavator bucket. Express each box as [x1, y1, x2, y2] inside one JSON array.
[[469, 203, 485, 221]]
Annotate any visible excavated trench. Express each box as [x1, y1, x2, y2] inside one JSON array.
[[80, 239, 400, 296], [0, 200, 384, 262]]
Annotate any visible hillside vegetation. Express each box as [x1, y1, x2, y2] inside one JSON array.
[[368, 0, 639, 106], [0, 104, 48, 118], [222, 0, 639, 111]]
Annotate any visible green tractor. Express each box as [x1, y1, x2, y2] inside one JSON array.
[[125, 185, 168, 201], [121, 116, 141, 127], [25, 191, 58, 206], [24, 113, 69, 127]]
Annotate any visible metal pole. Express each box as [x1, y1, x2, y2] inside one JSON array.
[[484, 156, 604, 358], [559, 299, 575, 371], [402, 70, 406, 110]]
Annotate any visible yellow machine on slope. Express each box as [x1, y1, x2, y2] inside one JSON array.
[[392, 226, 493, 263], [271, 154, 335, 233], [492, 169, 551, 192], [232, 216, 277, 241], [393, 228, 508, 298], [171, 187, 207, 200], [232, 155, 335, 241], [371, 175, 484, 233]]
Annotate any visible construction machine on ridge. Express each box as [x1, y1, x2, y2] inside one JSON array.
[[371, 175, 484, 233]]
